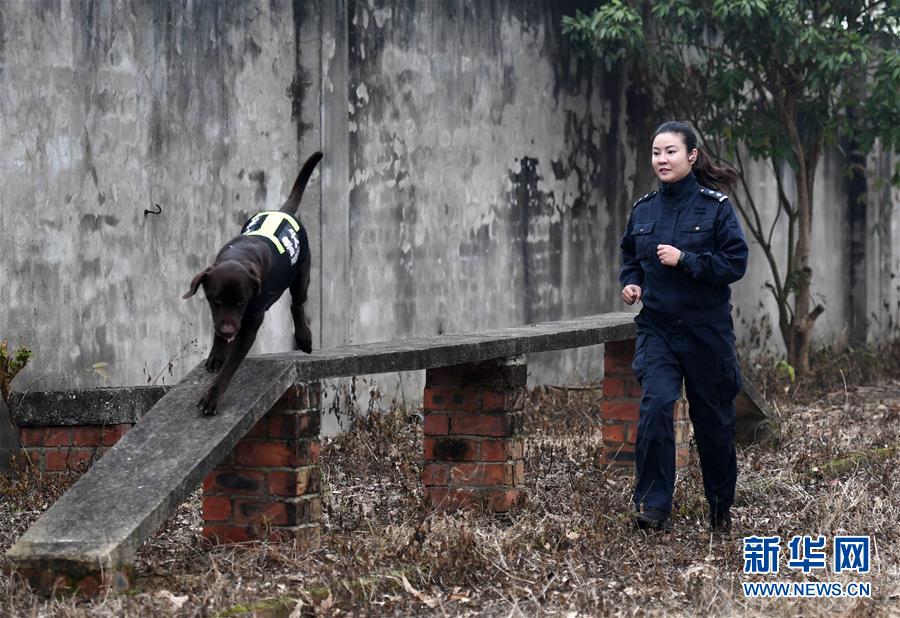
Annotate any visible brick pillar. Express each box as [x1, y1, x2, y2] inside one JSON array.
[[423, 356, 526, 512], [18, 424, 132, 475], [202, 382, 321, 548], [601, 339, 691, 468]]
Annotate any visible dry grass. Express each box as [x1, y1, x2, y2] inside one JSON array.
[[2, 372, 900, 616]]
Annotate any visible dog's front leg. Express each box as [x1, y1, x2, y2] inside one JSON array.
[[205, 333, 229, 372], [198, 314, 264, 415]]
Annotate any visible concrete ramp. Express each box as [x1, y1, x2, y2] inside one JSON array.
[[6, 358, 297, 584]]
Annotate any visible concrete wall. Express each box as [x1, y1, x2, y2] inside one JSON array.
[[1, 0, 897, 400], [0, 0, 321, 391]]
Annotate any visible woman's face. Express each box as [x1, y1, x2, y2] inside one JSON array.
[[651, 132, 697, 183]]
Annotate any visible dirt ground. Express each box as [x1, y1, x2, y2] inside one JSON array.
[[2, 372, 899, 617]]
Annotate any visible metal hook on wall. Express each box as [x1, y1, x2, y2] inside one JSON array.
[[144, 203, 162, 217]]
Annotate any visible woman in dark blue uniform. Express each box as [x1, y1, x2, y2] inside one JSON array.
[[619, 121, 749, 532]]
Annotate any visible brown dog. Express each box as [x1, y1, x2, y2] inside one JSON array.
[[183, 152, 323, 414]]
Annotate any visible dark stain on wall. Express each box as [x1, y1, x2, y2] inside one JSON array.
[[508, 157, 563, 325], [0, 7, 6, 68], [80, 214, 120, 231], [289, 0, 314, 142], [248, 170, 268, 203]]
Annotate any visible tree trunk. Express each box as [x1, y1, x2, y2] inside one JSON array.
[[783, 137, 824, 376]]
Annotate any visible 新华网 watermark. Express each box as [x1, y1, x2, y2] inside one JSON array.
[[741, 535, 872, 598]]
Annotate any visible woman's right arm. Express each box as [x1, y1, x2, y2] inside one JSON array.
[[619, 214, 644, 290]]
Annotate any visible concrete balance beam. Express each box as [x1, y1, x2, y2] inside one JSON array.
[[6, 358, 299, 590], [6, 312, 772, 590], [5, 313, 636, 589]]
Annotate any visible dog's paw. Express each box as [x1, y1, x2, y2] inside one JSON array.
[[205, 353, 225, 373], [294, 326, 313, 354], [198, 387, 219, 415]]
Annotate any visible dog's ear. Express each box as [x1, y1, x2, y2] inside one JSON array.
[[183, 267, 211, 299], [245, 263, 262, 296]]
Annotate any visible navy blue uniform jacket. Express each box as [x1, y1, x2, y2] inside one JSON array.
[[619, 173, 748, 324]]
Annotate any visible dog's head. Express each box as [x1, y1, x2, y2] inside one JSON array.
[[183, 261, 261, 342]]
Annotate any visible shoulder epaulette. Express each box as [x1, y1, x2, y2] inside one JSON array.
[[699, 186, 728, 202], [632, 191, 657, 208]]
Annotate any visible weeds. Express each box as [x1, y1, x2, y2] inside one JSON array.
[[1, 360, 899, 615]]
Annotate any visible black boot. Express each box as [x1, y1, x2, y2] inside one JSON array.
[[633, 507, 673, 531], [710, 509, 732, 533]]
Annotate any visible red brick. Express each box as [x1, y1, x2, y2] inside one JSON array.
[[233, 440, 319, 467], [482, 390, 508, 412], [604, 375, 643, 398], [272, 383, 319, 411], [234, 441, 292, 467], [481, 389, 525, 412], [426, 437, 477, 461], [425, 365, 467, 387], [427, 361, 527, 389], [450, 413, 511, 437], [267, 468, 319, 496], [423, 413, 449, 435], [17, 449, 42, 469], [603, 422, 627, 444], [298, 441, 321, 466], [625, 422, 638, 444], [246, 417, 268, 438], [202, 524, 250, 544], [478, 440, 505, 462], [268, 412, 319, 439], [479, 438, 524, 461], [603, 377, 626, 397], [100, 424, 131, 446], [424, 387, 480, 411], [509, 460, 524, 485], [233, 499, 288, 526], [204, 469, 265, 495], [203, 495, 232, 522], [72, 427, 105, 446], [20, 427, 71, 447], [422, 463, 450, 486], [488, 489, 521, 512], [601, 400, 640, 422], [628, 379, 643, 398], [448, 462, 507, 486], [45, 448, 93, 472], [604, 339, 636, 374]]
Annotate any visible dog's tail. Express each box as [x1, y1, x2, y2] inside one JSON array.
[[280, 151, 324, 214]]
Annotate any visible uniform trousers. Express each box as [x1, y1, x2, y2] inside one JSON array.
[[631, 313, 741, 516]]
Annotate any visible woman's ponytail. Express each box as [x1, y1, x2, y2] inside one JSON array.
[[692, 147, 739, 194]]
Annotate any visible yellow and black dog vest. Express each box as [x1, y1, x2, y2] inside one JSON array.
[[241, 211, 308, 315]]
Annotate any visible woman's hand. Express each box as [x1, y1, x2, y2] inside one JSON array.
[[656, 244, 682, 267], [622, 284, 643, 305]]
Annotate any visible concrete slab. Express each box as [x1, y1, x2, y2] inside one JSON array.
[[10, 386, 170, 426], [265, 312, 639, 378], [6, 359, 297, 580], [735, 371, 776, 445]]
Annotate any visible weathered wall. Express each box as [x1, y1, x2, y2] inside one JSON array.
[[1, 0, 897, 401], [342, 0, 654, 388], [0, 0, 321, 391]]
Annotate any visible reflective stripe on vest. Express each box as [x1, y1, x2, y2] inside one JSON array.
[[242, 211, 300, 255]]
